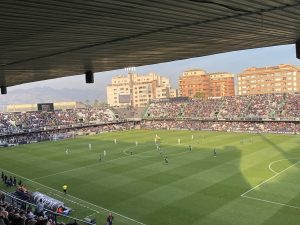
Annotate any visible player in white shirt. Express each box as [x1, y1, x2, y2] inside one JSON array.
[[156, 144, 160, 151]]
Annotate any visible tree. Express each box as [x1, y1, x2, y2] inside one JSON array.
[[194, 92, 205, 99], [93, 99, 99, 107]]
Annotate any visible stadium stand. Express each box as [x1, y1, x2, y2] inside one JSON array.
[[282, 93, 300, 118], [143, 93, 300, 120], [1, 93, 300, 147], [0, 107, 116, 135], [141, 120, 300, 134], [141, 93, 300, 134], [0, 122, 136, 146], [0, 106, 141, 146], [113, 107, 144, 120]]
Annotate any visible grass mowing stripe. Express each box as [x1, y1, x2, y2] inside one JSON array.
[[33, 142, 162, 180]]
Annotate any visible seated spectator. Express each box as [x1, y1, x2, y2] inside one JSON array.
[[26, 207, 35, 221]]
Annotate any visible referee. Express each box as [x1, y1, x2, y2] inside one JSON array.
[[62, 184, 68, 195]]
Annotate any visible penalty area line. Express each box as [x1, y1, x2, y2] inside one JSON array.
[[268, 158, 300, 174], [241, 195, 300, 210], [0, 167, 146, 225], [241, 161, 300, 197], [241, 161, 300, 210]]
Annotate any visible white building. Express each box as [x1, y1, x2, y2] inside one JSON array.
[[107, 72, 177, 107]]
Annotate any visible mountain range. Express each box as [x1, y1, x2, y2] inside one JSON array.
[[0, 87, 106, 105]]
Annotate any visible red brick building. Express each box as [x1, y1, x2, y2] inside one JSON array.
[[179, 69, 235, 98]]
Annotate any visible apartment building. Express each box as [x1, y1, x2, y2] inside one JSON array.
[[238, 64, 300, 95], [209, 72, 235, 97], [179, 69, 234, 98], [107, 72, 177, 107]]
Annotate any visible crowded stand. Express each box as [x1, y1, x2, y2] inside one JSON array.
[[282, 93, 300, 118], [145, 102, 185, 119], [245, 94, 285, 119], [184, 99, 222, 118], [141, 120, 300, 134], [0, 122, 136, 146], [0, 199, 58, 225], [0, 108, 116, 136], [141, 93, 300, 134], [143, 93, 300, 120], [218, 95, 252, 119]]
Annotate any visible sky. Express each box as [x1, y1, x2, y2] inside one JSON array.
[[9, 44, 300, 92]]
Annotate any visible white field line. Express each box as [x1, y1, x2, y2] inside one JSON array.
[[241, 161, 300, 197], [268, 158, 300, 174], [85, 212, 97, 218], [51, 193, 99, 213], [268, 162, 279, 174], [0, 167, 146, 225], [242, 195, 300, 210]]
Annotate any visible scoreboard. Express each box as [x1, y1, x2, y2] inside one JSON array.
[[37, 103, 54, 111]]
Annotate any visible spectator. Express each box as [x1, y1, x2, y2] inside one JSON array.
[[106, 213, 114, 225], [35, 199, 44, 217], [26, 207, 35, 220]]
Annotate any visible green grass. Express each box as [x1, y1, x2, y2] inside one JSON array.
[[1, 130, 300, 225]]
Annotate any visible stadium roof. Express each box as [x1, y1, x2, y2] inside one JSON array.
[[1, 0, 300, 87]]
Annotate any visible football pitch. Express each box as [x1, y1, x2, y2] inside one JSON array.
[[1, 129, 300, 225]]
